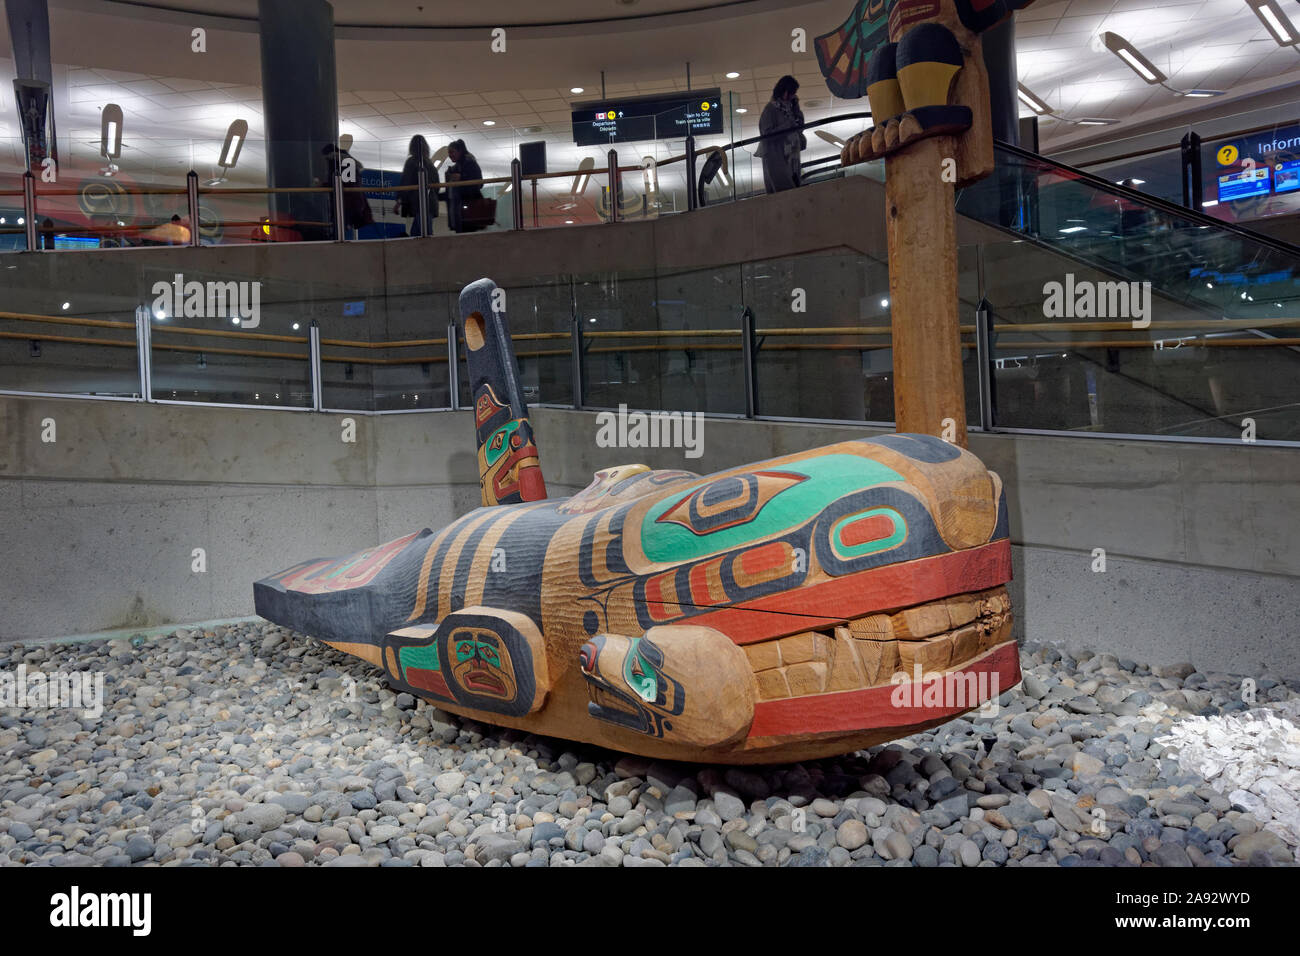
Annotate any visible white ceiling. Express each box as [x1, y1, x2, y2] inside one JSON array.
[[0, 0, 1296, 184], [1017, 0, 1300, 129]]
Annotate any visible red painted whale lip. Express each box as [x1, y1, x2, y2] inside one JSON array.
[[748, 640, 1021, 739], [662, 538, 1012, 646]]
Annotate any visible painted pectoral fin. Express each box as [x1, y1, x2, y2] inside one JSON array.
[[383, 607, 551, 718], [579, 626, 755, 748]]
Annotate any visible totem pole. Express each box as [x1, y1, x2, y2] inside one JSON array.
[[838, 0, 1034, 447]]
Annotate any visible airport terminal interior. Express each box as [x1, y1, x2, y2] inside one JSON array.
[[0, 0, 1298, 877]]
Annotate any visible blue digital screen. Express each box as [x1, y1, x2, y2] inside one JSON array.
[[52, 235, 100, 250], [343, 301, 366, 316], [1217, 166, 1270, 201], [1274, 160, 1300, 194]]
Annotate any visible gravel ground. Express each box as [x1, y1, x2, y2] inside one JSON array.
[[1, 620, 1297, 867]]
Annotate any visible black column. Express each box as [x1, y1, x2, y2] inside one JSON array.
[[6, 0, 57, 172], [1181, 132, 1203, 211], [258, 0, 339, 240], [982, 15, 1019, 148]]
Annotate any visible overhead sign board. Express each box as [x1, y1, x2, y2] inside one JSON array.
[[571, 88, 723, 146]]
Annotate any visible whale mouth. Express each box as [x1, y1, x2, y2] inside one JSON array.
[[742, 585, 1013, 702]]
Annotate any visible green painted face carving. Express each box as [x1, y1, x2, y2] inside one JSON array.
[[484, 420, 521, 467], [623, 638, 658, 703], [449, 628, 517, 702]]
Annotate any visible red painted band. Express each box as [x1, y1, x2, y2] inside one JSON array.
[[678, 538, 1012, 645], [749, 641, 1020, 738]]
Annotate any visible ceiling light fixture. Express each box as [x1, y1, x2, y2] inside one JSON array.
[[100, 102, 123, 176], [206, 118, 248, 186], [483, 120, 496, 126], [736, 107, 748, 114], [1099, 32, 1226, 96], [1246, 0, 1299, 45], [725, 71, 741, 79], [570, 87, 585, 94], [1017, 83, 1052, 115], [1018, 83, 1118, 126], [1101, 32, 1165, 84]]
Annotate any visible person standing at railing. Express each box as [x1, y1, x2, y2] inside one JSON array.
[[756, 75, 805, 194], [445, 139, 485, 233], [397, 135, 440, 237], [321, 143, 375, 239]]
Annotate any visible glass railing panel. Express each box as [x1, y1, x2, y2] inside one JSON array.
[[961, 146, 1300, 319], [366, 285, 454, 412], [961, 145, 1300, 440], [972, 235, 1300, 440], [0, 253, 140, 396], [655, 263, 745, 415], [497, 276, 574, 406], [743, 252, 893, 422], [140, 262, 311, 406], [575, 267, 658, 410], [1079, 148, 1184, 206]]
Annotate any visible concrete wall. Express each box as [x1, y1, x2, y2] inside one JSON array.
[[2, 393, 1297, 679]]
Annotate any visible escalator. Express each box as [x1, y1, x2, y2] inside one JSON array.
[[950, 142, 1300, 441]]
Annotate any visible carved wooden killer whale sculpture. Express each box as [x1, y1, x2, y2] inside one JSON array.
[[254, 278, 1018, 763]]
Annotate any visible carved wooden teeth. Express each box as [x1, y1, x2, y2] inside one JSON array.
[[744, 586, 1012, 701]]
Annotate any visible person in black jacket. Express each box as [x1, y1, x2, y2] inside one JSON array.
[[396, 134, 439, 237], [321, 143, 374, 238], [756, 75, 805, 194], [445, 138, 485, 233]]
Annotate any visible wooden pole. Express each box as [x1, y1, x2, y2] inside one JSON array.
[[885, 134, 968, 447]]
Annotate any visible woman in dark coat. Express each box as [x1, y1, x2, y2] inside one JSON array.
[[397, 134, 440, 237], [756, 75, 805, 194], [445, 139, 485, 233]]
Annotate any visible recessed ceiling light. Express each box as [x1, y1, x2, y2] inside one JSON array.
[[1202, 199, 1220, 207], [483, 120, 496, 126], [726, 72, 741, 79], [736, 108, 748, 113], [1180, 90, 1225, 98], [1116, 178, 1146, 186], [1060, 225, 1087, 233], [571, 87, 584, 94], [565, 219, 575, 224], [61, 302, 70, 310]]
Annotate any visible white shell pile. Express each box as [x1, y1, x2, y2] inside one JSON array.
[[1157, 700, 1300, 863]]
